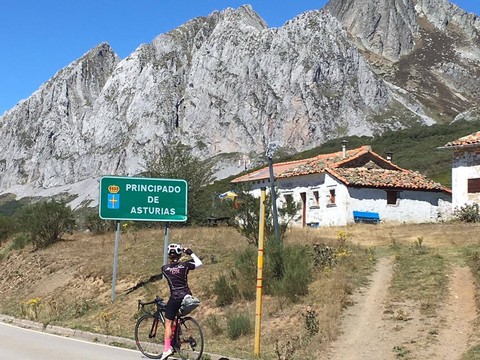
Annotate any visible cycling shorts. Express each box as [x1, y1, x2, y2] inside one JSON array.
[[165, 297, 183, 320]]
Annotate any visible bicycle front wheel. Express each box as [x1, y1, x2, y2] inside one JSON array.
[[175, 316, 204, 360], [134, 314, 166, 359]]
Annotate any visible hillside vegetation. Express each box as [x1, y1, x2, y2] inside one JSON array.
[[285, 119, 480, 188], [1, 223, 480, 359], [0, 120, 478, 222]]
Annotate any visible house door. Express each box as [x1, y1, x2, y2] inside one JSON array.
[[300, 192, 306, 227]]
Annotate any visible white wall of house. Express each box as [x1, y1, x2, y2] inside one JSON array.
[[242, 172, 452, 227], [276, 173, 351, 227], [452, 148, 480, 209], [347, 188, 452, 223]]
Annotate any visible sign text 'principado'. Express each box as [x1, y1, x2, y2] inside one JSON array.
[[99, 176, 188, 222]]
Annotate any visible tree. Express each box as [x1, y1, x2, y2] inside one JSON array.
[[232, 191, 267, 246], [233, 186, 300, 246], [278, 194, 302, 229], [16, 200, 76, 248], [143, 141, 215, 225]]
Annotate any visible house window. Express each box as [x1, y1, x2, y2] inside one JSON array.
[[468, 178, 480, 193], [386, 190, 399, 205], [328, 189, 336, 205], [283, 193, 293, 203], [313, 190, 319, 207]]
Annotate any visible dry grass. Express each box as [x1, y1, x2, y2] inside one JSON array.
[[1, 222, 480, 359]]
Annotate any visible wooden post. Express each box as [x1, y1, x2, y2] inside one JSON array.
[[254, 188, 266, 356]]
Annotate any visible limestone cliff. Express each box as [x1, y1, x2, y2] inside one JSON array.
[[0, 2, 478, 205]]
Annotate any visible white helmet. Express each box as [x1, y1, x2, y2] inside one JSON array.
[[168, 243, 183, 256]]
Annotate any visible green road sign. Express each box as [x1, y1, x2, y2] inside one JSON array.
[[99, 176, 188, 222]]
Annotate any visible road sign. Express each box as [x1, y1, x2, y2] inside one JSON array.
[[99, 176, 188, 222]]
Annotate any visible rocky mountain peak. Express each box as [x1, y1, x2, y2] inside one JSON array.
[[325, 0, 480, 61], [217, 4, 268, 29], [326, 0, 479, 121], [325, 0, 419, 61], [0, 42, 119, 190], [415, 0, 480, 37], [0, 2, 478, 207]]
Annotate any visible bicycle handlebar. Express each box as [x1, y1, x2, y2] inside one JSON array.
[[138, 296, 165, 312]]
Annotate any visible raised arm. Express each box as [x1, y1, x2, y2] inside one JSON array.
[[184, 248, 203, 268]]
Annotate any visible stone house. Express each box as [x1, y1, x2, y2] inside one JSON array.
[[440, 131, 480, 209], [231, 145, 452, 227]]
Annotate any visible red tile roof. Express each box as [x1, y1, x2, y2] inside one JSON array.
[[231, 146, 372, 183], [231, 145, 450, 193], [329, 167, 447, 191], [442, 131, 480, 148]]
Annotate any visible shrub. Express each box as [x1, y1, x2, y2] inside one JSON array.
[[205, 314, 223, 336], [303, 308, 320, 337], [223, 241, 314, 302], [265, 239, 285, 281], [20, 297, 42, 320], [84, 211, 114, 234], [312, 243, 336, 269], [0, 215, 15, 243], [213, 274, 236, 307], [9, 234, 30, 250], [274, 336, 300, 360], [98, 310, 113, 334], [277, 245, 313, 302], [226, 313, 252, 340], [453, 203, 480, 223], [16, 200, 76, 249], [232, 247, 257, 300], [263, 243, 313, 301], [0, 198, 23, 216]]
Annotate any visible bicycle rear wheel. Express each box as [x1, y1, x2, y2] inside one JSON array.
[[135, 314, 166, 359], [175, 316, 204, 360]]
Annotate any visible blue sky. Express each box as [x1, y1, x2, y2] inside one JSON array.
[[0, 0, 478, 115]]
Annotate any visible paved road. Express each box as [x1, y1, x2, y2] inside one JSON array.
[[0, 322, 143, 360]]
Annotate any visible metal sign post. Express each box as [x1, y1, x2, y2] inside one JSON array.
[[163, 222, 170, 266], [266, 142, 281, 245], [99, 176, 188, 301], [111, 220, 121, 302]]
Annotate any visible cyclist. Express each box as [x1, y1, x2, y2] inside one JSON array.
[[161, 243, 203, 360]]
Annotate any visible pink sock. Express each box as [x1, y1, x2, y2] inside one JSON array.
[[164, 338, 171, 351]]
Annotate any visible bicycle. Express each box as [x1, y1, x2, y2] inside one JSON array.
[[135, 296, 204, 360]]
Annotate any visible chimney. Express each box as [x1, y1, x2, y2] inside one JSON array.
[[341, 140, 348, 158], [386, 151, 393, 161]]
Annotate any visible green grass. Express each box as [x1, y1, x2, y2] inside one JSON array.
[[461, 345, 480, 360], [388, 240, 449, 315]]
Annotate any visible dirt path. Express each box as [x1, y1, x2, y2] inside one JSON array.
[[326, 257, 395, 360], [326, 258, 478, 360], [421, 266, 478, 359]]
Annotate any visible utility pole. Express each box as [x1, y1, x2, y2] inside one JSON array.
[[266, 142, 281, 245]]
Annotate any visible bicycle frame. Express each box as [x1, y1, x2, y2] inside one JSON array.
[[136, 297, 204, 360], [148, 314, 161, 339]]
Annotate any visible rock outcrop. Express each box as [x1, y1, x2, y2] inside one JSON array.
[[0, 1, 478, 205]]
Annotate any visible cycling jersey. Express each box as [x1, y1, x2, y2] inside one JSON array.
[[162, 261, 196, 300]]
